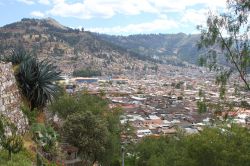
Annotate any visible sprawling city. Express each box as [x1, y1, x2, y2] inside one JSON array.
[[0, 0, 250, 166]]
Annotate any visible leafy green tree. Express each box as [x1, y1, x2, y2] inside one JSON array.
[[197, 0, 250, 90], [0, 115, 23, 161], [50, 94, 122, 165], [73, 68, 101, 77], [63, 111, 109, 166], [103, 107, 122, 165], [49, 93, 108, 118], [1, 135, 23, 161], [196, 89, 208, 114], [125, 125, 250, 166], [77, 94, 109, 115], [49, 94, 79, 119], [185, 125, 250, 166], [133, 136, 192, 166]]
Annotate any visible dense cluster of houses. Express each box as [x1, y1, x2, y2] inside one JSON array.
[[62, 65, 250, 141]]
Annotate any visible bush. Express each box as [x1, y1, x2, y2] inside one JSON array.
[[129, 125, 250, 166], [31, 123, 58, 154], [21, 104, 38, 125], [73, 68, 101, 77], [0, 149, 33, 166]]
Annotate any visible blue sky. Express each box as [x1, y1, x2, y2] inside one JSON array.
[[0, 0, 226, 35]]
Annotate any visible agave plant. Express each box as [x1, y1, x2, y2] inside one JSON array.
[[17, 58, 61, 110], [2, 48, 61, 110], [31, 123, 58, 153], [2, 49, 30, 66]]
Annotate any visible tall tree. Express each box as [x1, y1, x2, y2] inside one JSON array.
[[50, 94, 122, 165], [198, 0, 250, 91], [0, 115, 23, 161], [126, 125, 250, 166], [63, 111, 109, 166]]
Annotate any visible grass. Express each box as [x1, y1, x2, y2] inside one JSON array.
[[0, 149, 34, 166], [0, 133, 36, 166]]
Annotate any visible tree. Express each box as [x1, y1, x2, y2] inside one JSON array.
[[49, 94, 79, 119], [1, 134, 23, 161], [63, 111, 109, 165], [72, 68, 101, 77], [125, 125, 250, 166], [49, 93, 109, 119], [133, 136, 192, 166], [50, 93, 122, 165], [104, 107, 122, 165], [0, 115, 23, 161], [197, 0, 250, 91], [77, 94, 109, 115], [185, 125, 250, 166], [196, 89, 208, 114]]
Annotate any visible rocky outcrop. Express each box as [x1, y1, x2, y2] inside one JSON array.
[[0, 62, 28, 134]]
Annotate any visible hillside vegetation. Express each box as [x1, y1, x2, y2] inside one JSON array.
[[0, 18, 203, 76], [0, 18, 160, 75], [94, 33, 202, 65]]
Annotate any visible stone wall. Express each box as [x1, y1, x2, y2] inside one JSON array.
[[0, 62, 28, 134]]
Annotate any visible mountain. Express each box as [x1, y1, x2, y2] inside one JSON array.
[[0, 18, 202, 76], [94, 33, 202, 65], [0, 18, 156, 76]]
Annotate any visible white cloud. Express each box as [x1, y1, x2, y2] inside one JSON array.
[[17, 0, 50, 5], [17, 0, 35, 5], [17, 0, 227, 18], [86, 18, 179, 35], [30, 11, 45, 17], [181, 9, 209, 25], [38, 0, 50, 5], [17, 0, 229, 34], [45, 0, 227, 19], [47, 0, 157, 19]]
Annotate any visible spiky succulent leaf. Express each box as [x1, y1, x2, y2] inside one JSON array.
[[17, 58, 61, 109]]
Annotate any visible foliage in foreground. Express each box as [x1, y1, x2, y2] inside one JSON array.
[[0, 115, 23, 160], [0, 149, 33, 166], [50, 93, 121, 166], [31, 123, 58, 154], [17, 57, 61, 110], [21, 104, 38, 125], [197, 0, 250, 91], [126, 125, 250, 166], [2, 49, 61, 110], [63, 111, 109, 165], [49, 93, 109, 119]]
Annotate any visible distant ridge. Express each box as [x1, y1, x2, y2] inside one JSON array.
[[42, 17, 69, 30], [0, 18, 159, 75], [93, 32, 202, 64], [0, 18, 203, 75]]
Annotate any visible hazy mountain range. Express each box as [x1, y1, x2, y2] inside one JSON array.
[[0, 18, 202, 75]]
